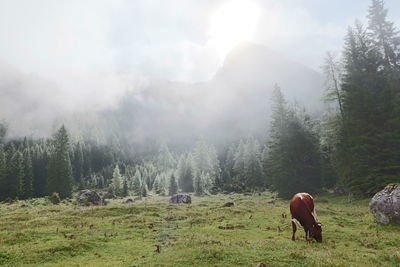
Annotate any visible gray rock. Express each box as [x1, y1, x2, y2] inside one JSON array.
[[103, 192, 116, 199], [124, 198, 134, 204], [169, 194, 191, 204], [3, 198, 13, 204], [76, 190, 105, 206], [369, 184, 400, 225], [223, 202, 234, 207]]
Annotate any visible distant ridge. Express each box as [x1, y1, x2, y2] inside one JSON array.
[[213, 41, 324, 109], [1, 42, 325, 151]]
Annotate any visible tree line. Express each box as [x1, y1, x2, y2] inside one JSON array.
[[265, 0, 400, 198], [0, 125, 116, 201], [321, 0, 400, 197], [0, 0, 398, 200]]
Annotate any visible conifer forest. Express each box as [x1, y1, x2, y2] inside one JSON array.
[[0, 1, 400, 266]]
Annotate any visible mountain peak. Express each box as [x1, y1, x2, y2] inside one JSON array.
[[212, 41, 324, 110]]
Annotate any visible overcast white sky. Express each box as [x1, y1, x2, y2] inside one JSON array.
[[0, 0, 399, 83]]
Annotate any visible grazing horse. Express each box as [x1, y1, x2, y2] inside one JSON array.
[[290, 193, 322, 242]]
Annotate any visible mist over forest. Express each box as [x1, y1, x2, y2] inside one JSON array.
[[0, 0, 400, 200], [1, 1, 400, 265], [1, 42, 324, 149]]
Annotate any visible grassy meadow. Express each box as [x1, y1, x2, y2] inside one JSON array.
[[0, 192, 399, 267]]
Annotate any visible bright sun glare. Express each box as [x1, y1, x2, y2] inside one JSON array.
[[209, 0, 260, 56]]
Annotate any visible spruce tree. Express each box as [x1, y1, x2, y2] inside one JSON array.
[[193, 140, 218, 193], [0, 122, 6, 144], [233, 140, 246, 182], [225, 145, 236, 176], [22, 148, 33, 199], [73, 142, 84, 186], [16, 152, 26, 199], [141, 182, 148, 197], [367, 0, 400, 69], [47, 125, 73, 199], [244, 138, 264, 189], [157, 143, 175, 171], [265, 87, 322, 198], [111, 165, 122, 196], [132, 170, 142, 197], [122, 178, 128, 197], [194, 172, 205, 196], [153, 174, 161, 194], [32, 144, 48, 198], [177, 154, 194, 192], [0, 145, 6, 200], [169, 174, 178, 196], [159, 173, 167, 196], [6, 145, 18, 199], [208, 145, 221, 192], [334, 1, 400, 196]]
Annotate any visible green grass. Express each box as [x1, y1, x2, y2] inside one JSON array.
[[0, 192, 399, 267]]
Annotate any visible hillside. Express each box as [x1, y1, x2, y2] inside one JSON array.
[[0, 193, 398, 266]]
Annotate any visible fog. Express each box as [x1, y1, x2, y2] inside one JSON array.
[[1, 0, 399, 148]]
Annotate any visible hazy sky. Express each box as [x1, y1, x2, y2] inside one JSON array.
[[0, 0, 399, 83]]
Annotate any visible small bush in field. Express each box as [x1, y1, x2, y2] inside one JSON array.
[[48, 192, 61, 204]]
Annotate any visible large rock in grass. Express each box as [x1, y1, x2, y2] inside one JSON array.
[[76, 190, 105, 206], [169, 194, 191, 204], [369, 184, 400, 225]]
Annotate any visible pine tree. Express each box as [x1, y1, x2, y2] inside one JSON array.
[[193, 140, 212, 175], [0, 122, 6, 144], [16, 152, 26, 199], [153, 174, 161, 194], [220, 166, 232, 191], [208, 145, 221, 192], [132, 169, 142, 197], [159, 173, 167, 196], [225, 145, 236, 176], [47, 125, 73, 199], [321, 53, 346, 189], [157, 143, 175, 171], [122, 178, 128, 197], [334, 2, 400, 196], [233, 140, 246, 181], [367, 0, 400, 69], [265, 87, 322, 198], [244, 138, 264, 189], [146, 163, 157, 190], [111, 165, 122, 196], [73, 142, 84, 186], [193, 140, 217, 193], [32, 144, 48, 198], [5, 145, 18, 199], [22, 147, 33, 199], [194, 172, 205, 196], [141, 182, 148, 197], [177, 154, 194, 192], [169, 174, 178, 196], [0, 145, 6, 200]]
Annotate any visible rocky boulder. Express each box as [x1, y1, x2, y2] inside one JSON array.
[[76, 190, 105, 206], [124, 198, 135, 204], [103, 192, 116, 199], [223, 202, 234, 207], [169, 194, 191, 204], [369, 184, 400, 225]]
